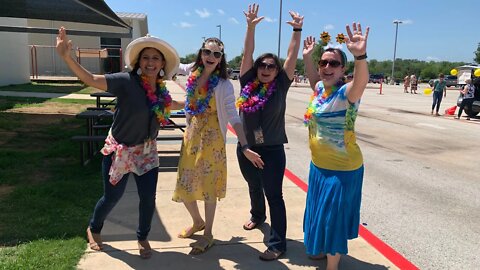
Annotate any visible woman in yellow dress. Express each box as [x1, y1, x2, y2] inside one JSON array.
[[173, 37, 263, 255]]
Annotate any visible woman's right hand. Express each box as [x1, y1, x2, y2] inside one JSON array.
[[56, 27, 72, 59], [244, 3, 264, 28], [303, 36, 316, 57], [243, 149, 264, 169]]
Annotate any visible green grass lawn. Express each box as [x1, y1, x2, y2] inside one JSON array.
[[0, 96, 104, 269]]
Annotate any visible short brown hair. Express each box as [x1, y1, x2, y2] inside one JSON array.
[[439, 73, 444, 78]]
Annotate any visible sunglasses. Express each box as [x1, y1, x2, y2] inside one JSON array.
[[258, 62, 277, 71], [201, 48, 223, 59], [318, 59, 342, 68]]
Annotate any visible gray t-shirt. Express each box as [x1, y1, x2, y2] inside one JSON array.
[[239, 68, 292, 146], [105, 72, 159, 146]]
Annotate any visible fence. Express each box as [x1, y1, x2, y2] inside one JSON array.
[[29, 45, 122, 79]]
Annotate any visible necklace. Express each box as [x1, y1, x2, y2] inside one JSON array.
[[236, 78, 276, 113], [140, 74, 172, 126], [303, 80, 345, 125], [185, 66, 219, 115]]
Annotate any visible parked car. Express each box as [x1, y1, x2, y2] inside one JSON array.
[[369, 74, 384, 83], [428, 75, 457, 88], [456, 77, 480, 117], [229, 69, 240, 80]]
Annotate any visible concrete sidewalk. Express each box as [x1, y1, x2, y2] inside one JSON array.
[[0, 82, 402, 269], [71, 81, 399, 270]]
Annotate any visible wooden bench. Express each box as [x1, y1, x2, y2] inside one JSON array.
[[71, 135, 106, 165]]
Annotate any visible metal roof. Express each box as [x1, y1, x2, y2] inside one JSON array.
[[0, 0, 131, 37]]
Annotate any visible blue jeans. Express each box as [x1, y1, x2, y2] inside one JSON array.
[[432, 91, 444, 113], [237, 144, 287, 252], [89, 154, 158, 241]]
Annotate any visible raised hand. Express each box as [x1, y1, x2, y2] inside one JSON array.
[[345, 22, 369, 57], [303, 36, 316, 56], [56, 27, 73, 59], [286, 11, 303, 29], [243, 3, 264, 28]]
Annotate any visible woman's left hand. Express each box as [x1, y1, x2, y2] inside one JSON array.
[[345, 22, 370, 57], [286, 11, 304, 29]]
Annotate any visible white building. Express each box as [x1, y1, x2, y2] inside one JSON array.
[[0, 12, 147, 86]]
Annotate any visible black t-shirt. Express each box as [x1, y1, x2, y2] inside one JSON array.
[[105, 72, 159, 146], [239, 68, 292, 146]]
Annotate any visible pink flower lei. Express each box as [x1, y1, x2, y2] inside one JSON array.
[[140, 74, 172, 126], [236, 78, 276, 113]]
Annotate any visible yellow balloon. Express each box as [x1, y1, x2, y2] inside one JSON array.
[[474, 69, 480, 77], [450, 69, 458, 76], [424, 88, 432, 95]]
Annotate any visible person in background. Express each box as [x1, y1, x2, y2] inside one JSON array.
[[456, 78, 475, 120], [56, 27, 184, 259], [431, 73, 447, 116], [403, 75, 410, 93], [236, 3, 302, 261], [410, 74, 418, 94], [172, 37, 261, 255], [302, 22, 369, 270]]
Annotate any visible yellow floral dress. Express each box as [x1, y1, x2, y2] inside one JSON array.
[[172, 94, 227, 202]]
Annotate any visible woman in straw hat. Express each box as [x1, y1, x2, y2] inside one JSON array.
[[56, 27, 183, 259], [172, 37, 261, 255]]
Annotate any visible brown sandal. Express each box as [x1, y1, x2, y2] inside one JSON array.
[[259, 249, 283, 261], [138, 240, 152, 259], [243, 220, 260, 230], [86, 227, 103, 251], [189, 235, 214, 255]]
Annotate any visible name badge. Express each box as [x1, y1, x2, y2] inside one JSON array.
[[253, 127, 264, 144], [143, 139, 151, 154]]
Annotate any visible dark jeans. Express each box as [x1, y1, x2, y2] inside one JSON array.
[[432, 91, 444, 113], [458, 98, 474, 118], [237, 144, 287, 252], [89, 154, 158, 241]]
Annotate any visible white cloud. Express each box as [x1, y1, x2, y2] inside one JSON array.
[[217, 9, 225, 15], [324, 24, 334, 30], [426, 56, 440, 62], [195, 8, 211, 18], [229, 17, 239, 24], [264, 17, 277, 23], [184, 11, 191, 16], [173, 22, 194, 28]]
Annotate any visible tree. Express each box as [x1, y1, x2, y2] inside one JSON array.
[[475, 43, 480, 64], [180, 53, 197, 64], [227, 53, 243, 69]]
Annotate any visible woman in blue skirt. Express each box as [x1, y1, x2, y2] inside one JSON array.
[[302, 22, 370, 270]]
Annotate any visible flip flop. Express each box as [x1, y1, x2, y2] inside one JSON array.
[[178, 223, 205, 238], [138, 240, 152, 259], [243, 220, 260, 230], [259, 249, 284, 261], [189, 235, 214, 255], [86, 227, 103, 251]]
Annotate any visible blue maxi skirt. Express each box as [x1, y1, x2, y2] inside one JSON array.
[[303, 162, 364, 255]]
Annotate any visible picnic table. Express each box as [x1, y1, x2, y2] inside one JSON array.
[[72, 110, 187, 166], [90, 91, 116, 109]]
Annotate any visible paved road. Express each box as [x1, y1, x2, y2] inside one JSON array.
[[228, 79, 479, 270]]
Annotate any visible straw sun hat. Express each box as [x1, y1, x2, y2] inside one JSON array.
[[125, 34, 179, 80]]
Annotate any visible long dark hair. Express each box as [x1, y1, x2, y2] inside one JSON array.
[[191, 37, 228, 79], [131, 47, 166, 80]]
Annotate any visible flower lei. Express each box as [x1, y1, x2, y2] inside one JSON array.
[[236, 79, 276, 113], [185, 66, 220, 115], [303, 80, 345, 125], [140, 74, 172, 126]]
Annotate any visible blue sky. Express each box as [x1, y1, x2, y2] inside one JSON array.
[[104, 0, 479, 63]]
